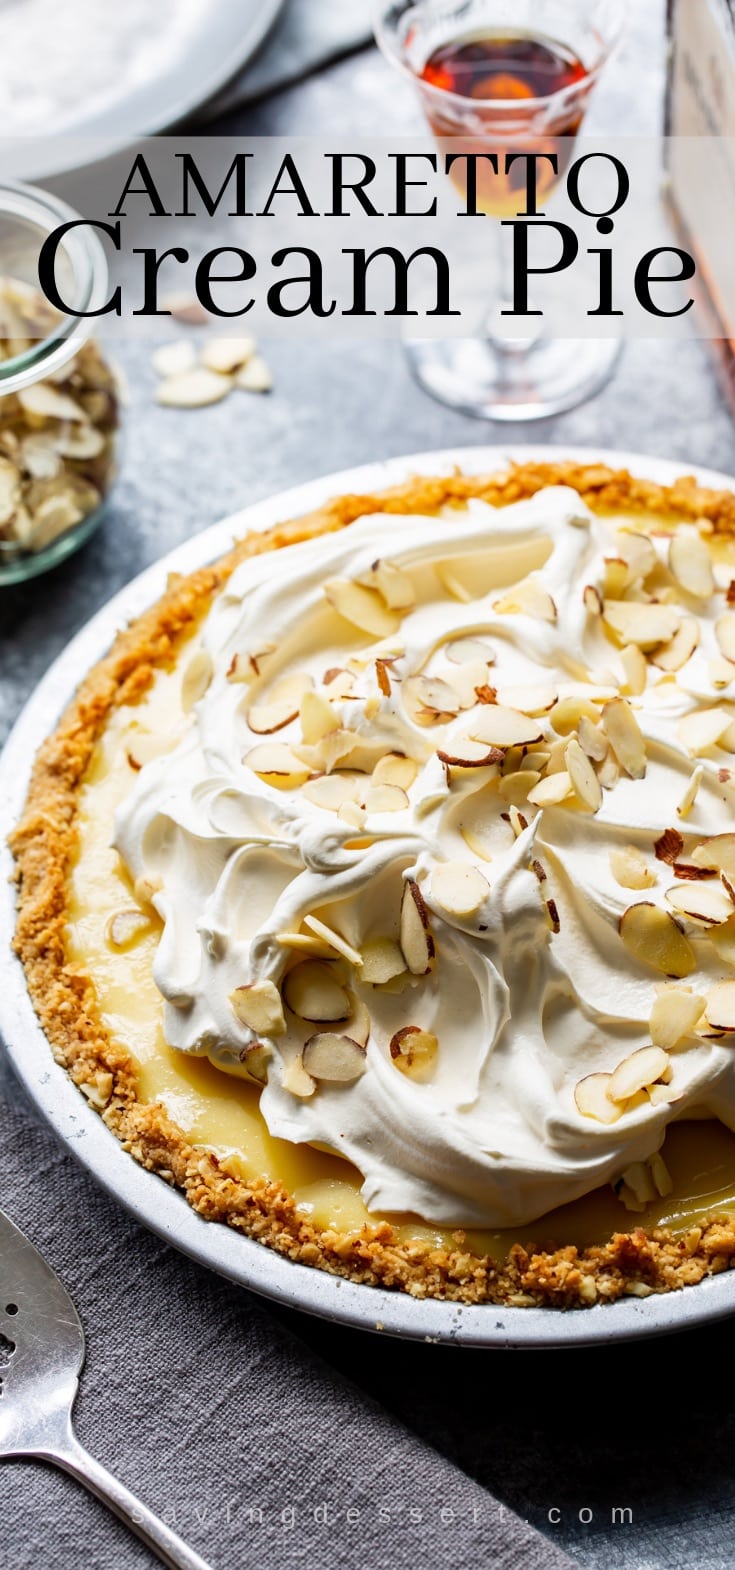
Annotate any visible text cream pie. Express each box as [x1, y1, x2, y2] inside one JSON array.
[[13, 459, 735, 1309]]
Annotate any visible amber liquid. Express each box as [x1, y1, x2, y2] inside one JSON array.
[[419, 30, 591, 215]]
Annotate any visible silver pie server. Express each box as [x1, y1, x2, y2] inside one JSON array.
[[0, 1206, 213, 1570]]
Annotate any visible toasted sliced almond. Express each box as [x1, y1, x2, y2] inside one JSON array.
[[400, 880, 435, 975], [651, 616, 700, 673], [527, 771, 573, 807], [574, 1072, 623, 1124], [655, 827, 685, 864], [620, 643, 648, 697], [444, 656, 491, 710], [601, 698, 647, 779], [676, 764, 704, 819], [650, 987, 706, 1049], [603, 557, 634, 598], [509, 805, 529, 839], [566, 738, 603, 812], [302, 773, 361, 812], [715, 614, 735, 664], [302, 1032, 366, 1082], [614, 531, 658, 581], [283, 961, 351, 1022], [182, 649, 214, 712], [244, 743, 310, 788], [550, 696, 601, 736], [495, 576, 557, 622], [619, 902, 696, 976], [608, 1045, 671, 1103], [596, 748, 620, 790], [324, 578, 399, 637], [230, 980, 286, 1036], [235, 354, 273, 393], [106, 910, 151, 950], [669, 530, 715, 598], [293, 728, 358, 774], [156, 367, 231, 407], [705, 980, 735, 1031], [372, 753, 418, 791], [300, 688, 340, 745], [578, 715, 608, 762], [648, 1082, 683, 1106], [691, 833, 735, 880], [281, 1055, 316, 1098], [609, 845, 656, 890], [403, 674, 461, 723], [201, 335, 256, 374], [364, 783, 409, 814], [302, 916, 362, 967], [248, 671, 313, 734], [678, 708, 731, 755], [583, 584, 603, 615], [446, 636, 495, 666], [431, 861, 490, 918], [603, 600, 680, 649], [468, 705, 543, 749], [360, 558, 415, 611], [360, 936, 406, 985], [390, 1025, 439, 1081], [240, 1042, 272, 1085], [437, 738, 502, 770], [667, 879, 735, 924], [494, 681, 558, 716]]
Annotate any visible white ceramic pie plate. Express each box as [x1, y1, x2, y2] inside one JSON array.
[[3, 443, 735, 1349]]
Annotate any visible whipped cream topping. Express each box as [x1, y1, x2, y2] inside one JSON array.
[[115, 486, 735, 1227]]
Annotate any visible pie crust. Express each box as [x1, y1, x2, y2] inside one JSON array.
[[12, 458, 735, 1310]]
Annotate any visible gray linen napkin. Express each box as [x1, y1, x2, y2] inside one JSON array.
[[197, 0, 375, 122], [0, 1054, 579, 1570]]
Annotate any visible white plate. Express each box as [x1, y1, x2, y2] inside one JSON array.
[[3, 443, 735, 1347], [3, 0, 285, 182]]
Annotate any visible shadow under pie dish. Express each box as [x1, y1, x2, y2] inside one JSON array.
[[11, 455, 735, 1314]]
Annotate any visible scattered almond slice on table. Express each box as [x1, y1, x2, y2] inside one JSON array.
[[153, 331, 273, 406]]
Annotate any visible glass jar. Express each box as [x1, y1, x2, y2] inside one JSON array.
[[0, 181, 121, 587]]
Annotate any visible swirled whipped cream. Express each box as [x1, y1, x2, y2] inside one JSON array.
[[115, 484, 735, 1227]]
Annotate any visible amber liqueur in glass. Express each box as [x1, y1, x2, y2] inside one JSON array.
[[419, 30, 591, 215]]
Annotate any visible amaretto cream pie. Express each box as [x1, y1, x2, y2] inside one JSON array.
[[13, 460, 735, 1308]]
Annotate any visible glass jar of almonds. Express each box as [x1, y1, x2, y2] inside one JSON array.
[[0, 182, 121, 586]]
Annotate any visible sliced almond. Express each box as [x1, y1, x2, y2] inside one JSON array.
[[708, 915, 735, 967], [125, 732, 177, 770], [156, 367, 231, 407], [18, 383, 85, 421], [617, 1162, 657, 1211], [596, 748, 620, 790], [445, 656, 492, 710], [240, 1042, 272, 1085], [460, 825, 493, 863], [583, 584, 603, 616], [182, 649, 214, 712], [494, 576, 556, 622], [578, 715, 608, 762], [649, 987, 706, 1049], [509, 805, 529, 839], [667, 879, 735, 925], [676, 764, 704, 820], [403, 675, 460, 724], [293, 728, 358, 775], [603, 600, 680, 650], [669, 530, 715, 598], [390, 1026, 439, 1081], [650, 1152, 673, 1196], [437, 739, 502, 770], [244, 743, 311, 788], [302, 773, 361, 812], [281, 1055, 316, 1098], [230, 980, 286, 1036], [607, 1045, 671, 1103], [201, 336, 256, 374], [708, 656, 735, 689], [431, 861, 490, 918], [446, 636, 495, 666], [527, 771, 573, 807], [678, 708, 731, 755], [300, 688, 340, 745], [364, 783, 409, 814], [705, 980, 735, 1031], [275, 931, 334, 959], [372, 753, 418, 791], [400, 880, 435, 975], [691, 833, 735, 881], [609, 846, 656, 890], [603, 557, 634, 598], [468, 705, 543, 749], [494, 681, 557, 716], [648, 1082, 684, 1106], [360, 558, 415, 611], [715, 614, 735, 665], [360, 937, 406, 985], [651, 616, 700, 673], [235, 355, 273, 393], [324, 578, 399, 638], [574, 1072, 623, 1124], [227, 645, 275, 683], [619, 902, 696, 977], [620, 643, 648, 697], [151, 340, 197, 378], [655, 827, 685, 864], [601, 698, 647, 779], [437, 562, 474, 603], [550, 696, 601, 736], [614, 531, 658, 581], [106, 910, 151, 951], [302, 916, 362, 967], [162, 290, 210, 325], [499, 770, 541, 805], [566, 738, 603, 812], [283, 961, 351, 1023], [302, 1033, 367, 1083], [248, 671, 313, 734]]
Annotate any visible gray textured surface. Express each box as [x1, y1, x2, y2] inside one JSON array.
[[2, 3, 735, 1567]]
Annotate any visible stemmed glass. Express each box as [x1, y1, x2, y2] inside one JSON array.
[[375, 0, 629, 421]]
